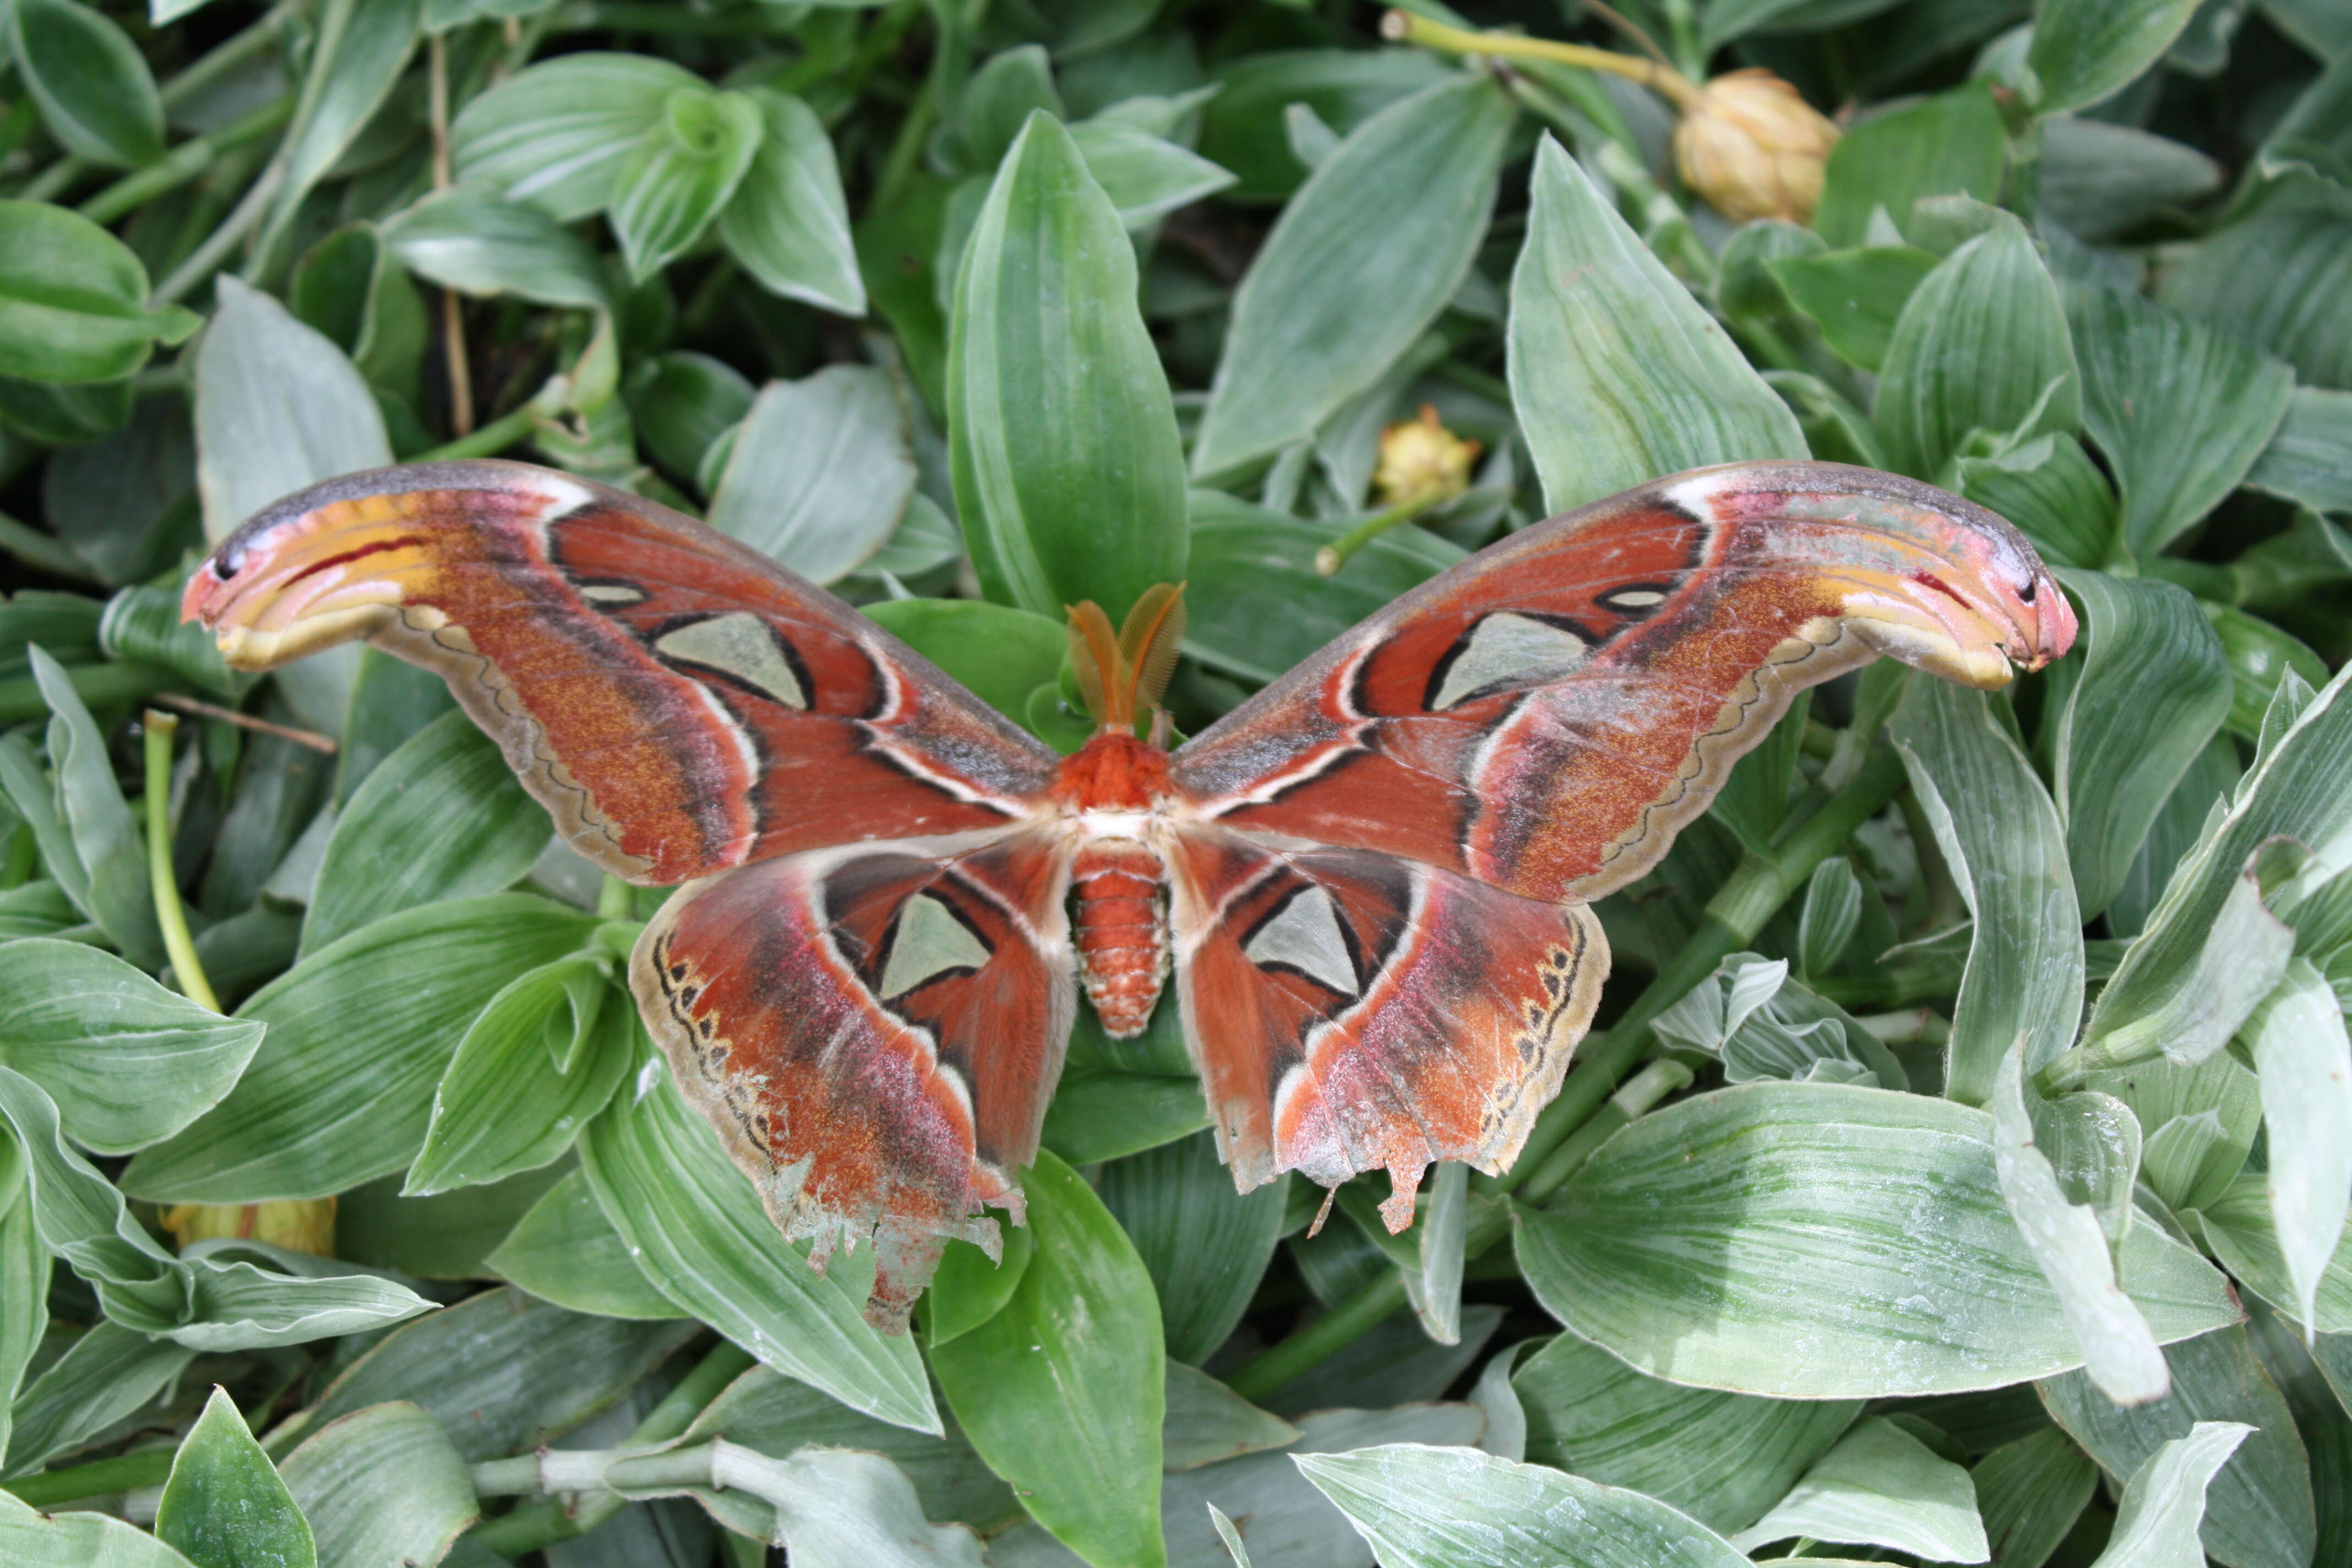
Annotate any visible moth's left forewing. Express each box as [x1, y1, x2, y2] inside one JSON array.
[[1165, 830, 1605, 1227], [630, 829, 1075, 1332]]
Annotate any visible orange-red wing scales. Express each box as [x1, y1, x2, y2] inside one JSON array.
[[1169, 460, 2074, 902], [633, 831, 1073, 1330], [182, 461, 1058, 885], [1167, 831, 1605, 1227]]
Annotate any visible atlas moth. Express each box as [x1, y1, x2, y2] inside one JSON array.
[[186, 457, 2073, 1330]]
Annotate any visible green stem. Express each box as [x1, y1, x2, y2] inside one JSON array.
[[1315, 489, 1449, 576], [159, 3, 298, 113], [144, 711, 220, 1012], [409, 400, 540, 464], [871, 75, 938, 213], [0, 661, 177, 725], [15, 156, 90, 204], [153, 159, 284, 306], [1223, 1273, 1409, 1403], [1382, 9, 1703, 109], [0, 509, 99, 582], [1223, 749, 1909, 1397], [78, 96, 294, 227], [468, 1340, 753, 1554], [1, 1449, 174, 1507]]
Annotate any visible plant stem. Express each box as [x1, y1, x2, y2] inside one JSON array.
[[468, 1340, 754, 1554], [1315, 489, 1447, 576], [144, 711, 221, 1012], [77, 96, 295, 227], [872, 76, 938, 214], [0, 509, 98, 582], [0, 661, 177, 725], [428, 34, 475, 438], [409, 399, 539, 464], [1, 1449, 175, 1507], [1382, 9, 1703, 110], [1221, 748, 1909, 1397], [153, 159, 284, 306]]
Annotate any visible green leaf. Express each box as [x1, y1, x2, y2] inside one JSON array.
[[1891, 679, 2083, 1102], [0, 1066, 435, 1352], [578, 1051, 938, 1434], [381, 184, 612, 311], [681, 1363, 1019, 1533], [254, 0, 422, 270], [192, 277, 391, 729], [2081, 665, 2352, 1071], [700, 1444, 989, 1562], [2030, 0, 2204, 114], [0, 200, 197, 384], [1509, 137, 1807, 511], [2067, 286, 2293, 561], [707, 366, 915, 584], [278, 1403, 479, 1568], [483, 1164, 686, 1320], [2242, 959, 2352, 1332], [4, 1317, 194, 1475], [451, 52, 701, 220], [943, 46, 1064, 176], [1728, 1415, 1990, 1561], [335, 1162, 568, 1281], [923, 1224, 1035, 1348], [1195, 48, 1452, 204], [1513, 1330, 1860, 1536], [932, 1148, 1166, 1568], [302, 709, 551, 957], [1190, 74, 1516, 481], [1799, 857, 1865, 979], [2045, 571, 2233, 920], [1040, 1069, 1212, 1165], [861, 600, 1064, 727], [2040, 118, 2224, 241], [2094, 1420, 2256, 1568], [0, 1488, 198, 1567], [155, 1386, 318, 1568], [948, 111, 1188, 620], [2159, 178, 2352, 391], [608, 87, 763, 282], [1298, 1444, 1751, 1568], [0, 1126, 49, 1466], [1993, 1047, 2170, 1406], [1068, 118, 1236, 228], [1768, 247, 1939, 372], [2207, 603, 2331, 741], [1814, 84, 2008, 249], [717, 90, 864, 315], [626, 351, 755, 488], [124, 895, 598, 1201], [1182, 491, 1458, 683], [2246, 388, 2352, 514], [0, 938, 263, 1155], [2199, 1176, 2352, 1336], [307, 1287, 694, 1461], [26, 645, 166, 968], [1876, 215, 2082, 482], [2042, 1328, 2316, 1568], [7, 0, 164, 167], [1098, 1129, 1288, 1364], [288, 222, 428, 402], [1973, 1427, 2099, 1568], [1518, 1082, 2239, 1398], [406, 957, 630, 1195]]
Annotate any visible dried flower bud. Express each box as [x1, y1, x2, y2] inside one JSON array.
[[162, 1197, 337, 1258], [1374, 405, 1482, 508], [1672, 69, 1839, 225]]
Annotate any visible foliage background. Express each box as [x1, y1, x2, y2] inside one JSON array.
[[2, 0, 2351, 1565]]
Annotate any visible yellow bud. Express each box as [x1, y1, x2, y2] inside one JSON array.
[[1672, 69, 1839, 225], [1373, 405, 1482, 508], [162, 1198, 338, 1258]]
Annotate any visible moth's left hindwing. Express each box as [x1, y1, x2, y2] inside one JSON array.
[[633, 831, 1075, 1330], [1167, 830, 1605, 1226]]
